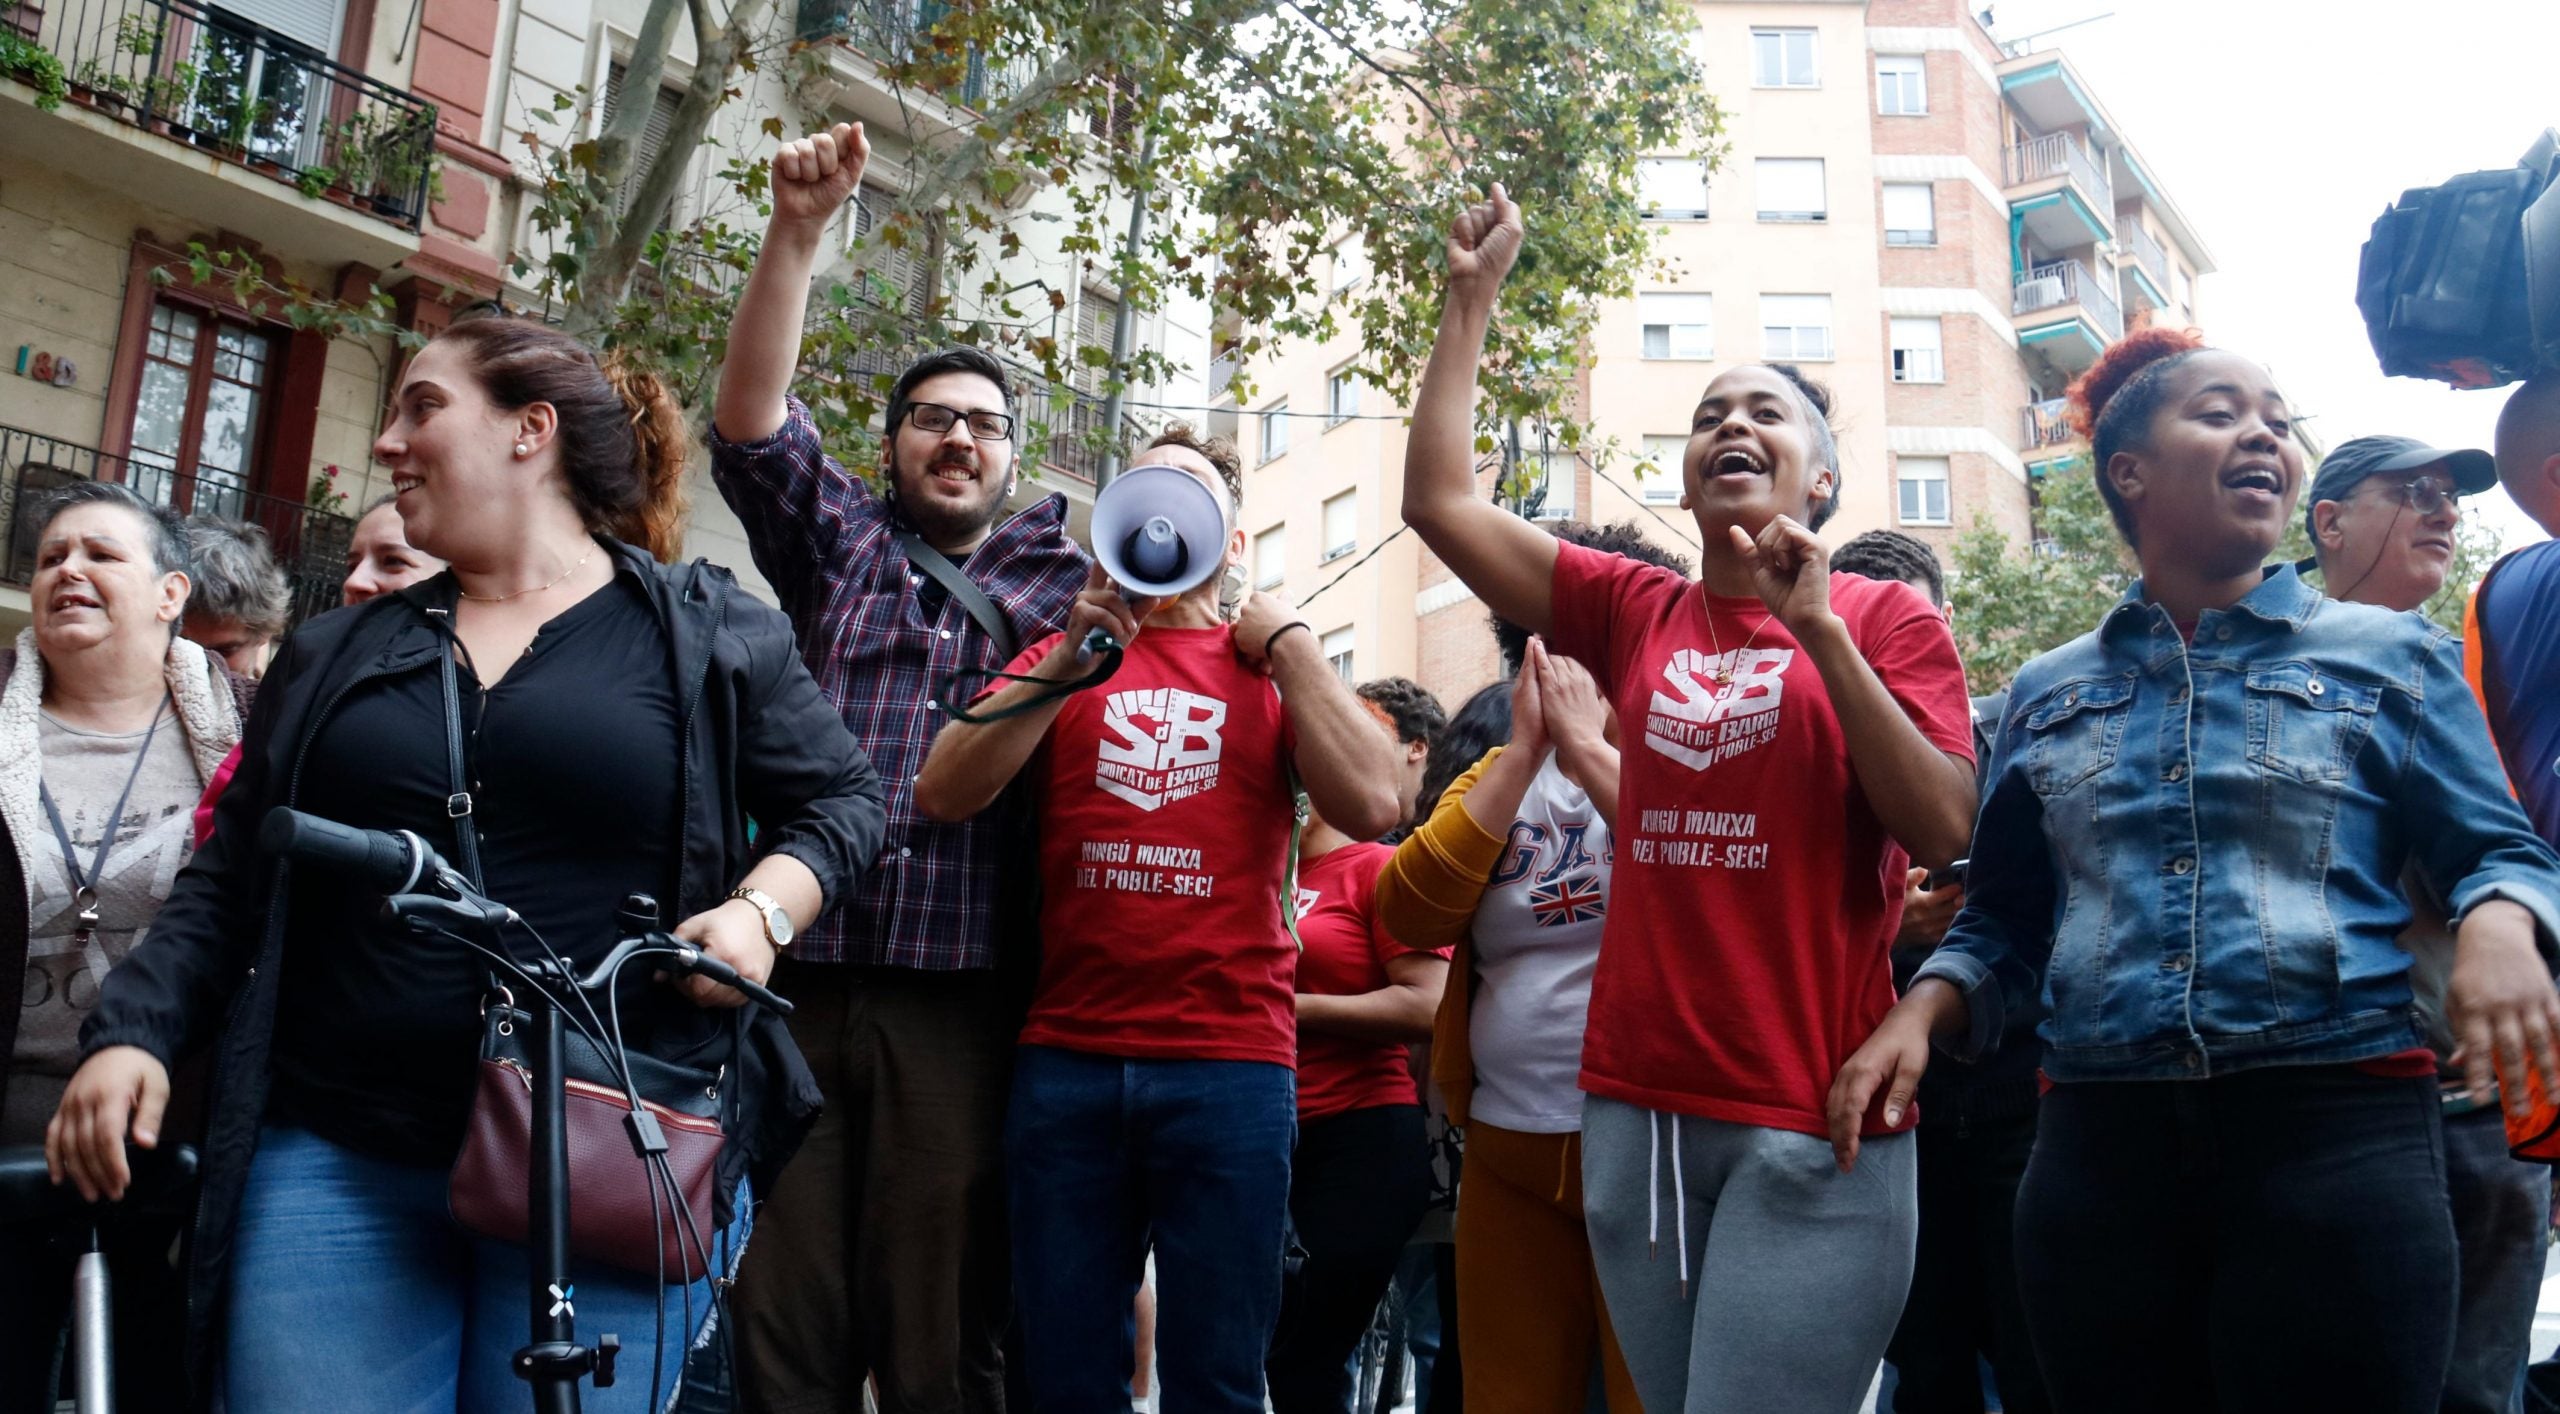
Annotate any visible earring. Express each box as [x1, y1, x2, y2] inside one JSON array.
[[514, 442, 529, 457]]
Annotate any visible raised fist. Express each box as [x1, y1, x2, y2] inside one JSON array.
[[773, 122, 870, 229], [1447, 182, 1524, 302]]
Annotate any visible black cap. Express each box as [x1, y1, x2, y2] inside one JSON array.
[[2303, 435, 2496, 538]]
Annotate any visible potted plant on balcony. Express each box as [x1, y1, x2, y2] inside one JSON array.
[[0, 29, 67, 110], [361, 110, 437, 220]]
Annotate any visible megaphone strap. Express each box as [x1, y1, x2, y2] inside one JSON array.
[[934, 647, 1125, 724]]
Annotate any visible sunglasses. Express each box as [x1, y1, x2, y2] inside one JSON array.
[[2356, 477, 2462, 517]]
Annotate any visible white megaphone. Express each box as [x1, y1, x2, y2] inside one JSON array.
[[1084, 463, 1230, 657]]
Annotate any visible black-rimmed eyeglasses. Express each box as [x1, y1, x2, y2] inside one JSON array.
[[902, 401, 1014, 441]]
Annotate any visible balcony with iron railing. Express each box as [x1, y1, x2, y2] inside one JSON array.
[[0, 423, 357, 625], [794, 0, 1041, 112], [2023, 397, 2078, 451], [2011, 259, 2123, 374], [2003, 132, 2112, 252], [2116, 219, 2170, 308], [8, 0, 437, 232]]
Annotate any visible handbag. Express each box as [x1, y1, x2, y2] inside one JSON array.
[[427, 616, 735, 1278]]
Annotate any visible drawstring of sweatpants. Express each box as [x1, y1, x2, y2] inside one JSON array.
[[1646, 1110, 1689, 1297]]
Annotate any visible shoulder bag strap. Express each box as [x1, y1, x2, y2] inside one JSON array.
[[897, 531, 1015, 662], [425, 607, 485, 889]]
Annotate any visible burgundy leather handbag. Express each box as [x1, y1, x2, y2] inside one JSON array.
[[426, 616, 733, 1280]]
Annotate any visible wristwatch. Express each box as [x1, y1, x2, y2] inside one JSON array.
[[727, 886, 795, 950]]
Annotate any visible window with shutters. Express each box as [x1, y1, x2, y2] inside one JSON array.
[[1883, 183, 1936, 246], [1322, 490, 1357, 561], [1760, 295, 1833, 361], [842, 181, 933, 320], [1075, 289, 1120, 395], [1755, 158, 1825, 222], [1890, 317, 1944, 384], [1526, 448, 1575, 521], [603, 62, 686, 227], [1329, 239, 1369, 297], [1253, 525, 1287, 590], [1638, 293, 1713, 361], [1638, 158, 1709, 220]]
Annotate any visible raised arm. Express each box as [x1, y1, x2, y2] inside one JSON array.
[[1403, 184, 1558, 637], [1530, 640, 1618, 827], [715, 123, 870, 445], [1234, 592, 1401, 841]]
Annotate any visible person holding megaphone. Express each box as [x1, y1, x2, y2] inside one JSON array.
[[915, 426, 1402, 1413]]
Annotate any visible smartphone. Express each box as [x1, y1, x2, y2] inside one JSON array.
[[1924, 858, 1968, 891]]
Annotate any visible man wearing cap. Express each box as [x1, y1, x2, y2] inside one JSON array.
[[2306, 433, 2546, 1414], [2301, 434, 2496, 612]]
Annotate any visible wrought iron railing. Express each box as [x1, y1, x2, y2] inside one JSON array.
[[2013, 258, 2124, 342], [29, 0, 437, 230], [0, 423, 356, 624], [793, 0, 1038, 108], [2004, 131, 2111, 213], [2023, 397, 2077, 449]]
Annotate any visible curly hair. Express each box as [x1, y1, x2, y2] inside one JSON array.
[[1831, 529, 1945, 608], [1146, 422, 1243, 511], [1493, 521, 1691, 674], [2065, 326, 2210, 546], [1356, 676, 1446, 748]]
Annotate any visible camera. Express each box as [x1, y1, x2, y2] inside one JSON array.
[[2356, 129, 2560, 389]]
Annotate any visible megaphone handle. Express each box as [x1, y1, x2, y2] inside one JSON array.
[[1081, 625, 1121, 661]]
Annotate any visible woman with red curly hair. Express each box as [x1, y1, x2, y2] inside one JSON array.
[[1833, 329, 2560, 1410]]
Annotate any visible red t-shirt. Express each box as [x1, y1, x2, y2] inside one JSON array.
[[1001, 625, 1301, 1066], [1293, 841, 1453, 1120], [1548, 542, 1976, 1139]]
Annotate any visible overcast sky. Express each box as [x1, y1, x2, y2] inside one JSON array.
[[1984, 0, 2560, 546]]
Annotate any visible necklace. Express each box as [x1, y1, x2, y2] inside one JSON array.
[[1702, 593, 1774, 688], [455, 542, 596, 604]]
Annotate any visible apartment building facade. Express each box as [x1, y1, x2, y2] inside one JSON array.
[[1, 0, 1202, 629], [1228, 0, 2212, 708]]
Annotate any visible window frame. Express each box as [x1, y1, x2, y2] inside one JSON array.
[[1639, 435, 1689, 505], [1889, 316, 1945, 385], [1882, 182, 1937, 247], [1259, 400, 1289, 465], [1252, 524, 1288, 591], [126, 297, 278, 517], [1326, 365, 1362, 428], [1754, 157, 1827, 223], [1321, 489, 1358, 562], [1759, 294, 1835, 362], [1321, 626, 1356, 683], [1876, 53, 1927, 115], [1750, 27, 1819, 88], [1637, 157, 1710, 221], [1897, 455, 1952, 526], [1637, 292, 1715, 361]]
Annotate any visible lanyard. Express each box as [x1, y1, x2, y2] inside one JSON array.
[[39, 694, 172, 941]]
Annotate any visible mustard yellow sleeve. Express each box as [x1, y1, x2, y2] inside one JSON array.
[[1376, 747, 1509, 953]]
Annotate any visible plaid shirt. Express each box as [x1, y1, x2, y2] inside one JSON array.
[[709, 395, 1089, 969]]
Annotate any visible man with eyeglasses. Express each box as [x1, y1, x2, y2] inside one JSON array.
[[708, 121, 1089, 1414], [2303, 433, 2544, 1414]]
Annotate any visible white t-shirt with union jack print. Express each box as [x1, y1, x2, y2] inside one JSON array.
[[1465, 751, 1613, 1134]]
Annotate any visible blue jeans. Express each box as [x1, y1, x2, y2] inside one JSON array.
[[1006, 1046, 1295, 1414], [225, 1124, 743, 1413], [2444, 1104, 2552, 1414]]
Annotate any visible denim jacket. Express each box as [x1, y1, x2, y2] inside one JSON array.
[[1913, 565, 2560, 1083]]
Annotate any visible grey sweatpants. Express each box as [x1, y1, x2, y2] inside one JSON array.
[[1580, 1095, 1918, 1414]]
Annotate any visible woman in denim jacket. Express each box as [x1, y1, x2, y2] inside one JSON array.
[[1830, 328, 2560, 1413]]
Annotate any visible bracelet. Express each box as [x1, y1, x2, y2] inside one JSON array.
[[1263, 621, 1313, 659]]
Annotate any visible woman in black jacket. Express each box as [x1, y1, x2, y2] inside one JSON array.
[[47, 314, 886, 1412]]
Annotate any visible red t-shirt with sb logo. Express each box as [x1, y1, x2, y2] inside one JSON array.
[[1293, 841, 1454, 1119], [1000, 625, 1302, 1066], [1548, 543, 1975, 1138]]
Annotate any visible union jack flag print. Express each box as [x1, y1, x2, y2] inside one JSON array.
[[1528, 873, 1606, 927]]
